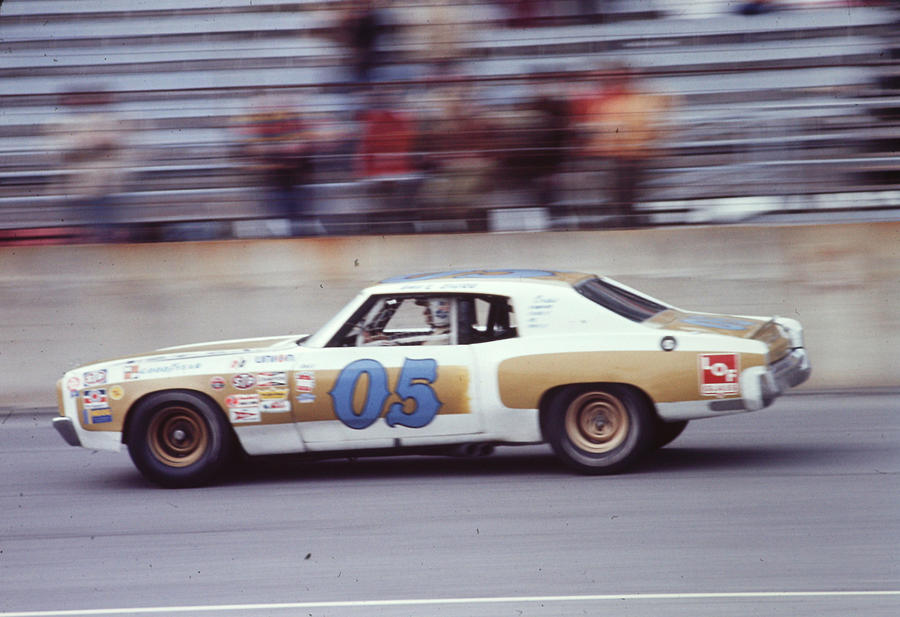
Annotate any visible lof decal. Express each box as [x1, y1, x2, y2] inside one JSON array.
[[699, 353, 740, 397], [108, 385, 125, 401]]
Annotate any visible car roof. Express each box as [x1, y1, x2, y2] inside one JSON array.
[[369, 269, 596, 294]]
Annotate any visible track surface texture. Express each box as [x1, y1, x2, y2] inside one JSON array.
[[1, 392, 898, 617]]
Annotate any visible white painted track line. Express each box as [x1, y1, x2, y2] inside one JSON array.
[[2, 591, 899, 617]]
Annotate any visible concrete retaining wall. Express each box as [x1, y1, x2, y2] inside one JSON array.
[[2, 223, 898, 407]]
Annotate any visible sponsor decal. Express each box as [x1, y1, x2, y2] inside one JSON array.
[[230, 409, 261, 424], [699, 353, 741, 397], [123, 362, 202, 380], [210, 376, 226, 390], [257, 371, 287, 387], [232, 373, 256, 390], [259, 388, 288, 401], [295, 371, 315, 393], [526, 295, 558, 329], [83, 369, 107, 387], [226, 394, 260, 409], [89, 410, 113, 424], [231, 358, 247, 370], [261, 399, 291, 412], [254, 354, 295, 364], [66, 376, 81, 398], [124, 364, 140, 380], [297, 393, 316, 404], [83, 389, 109, 410], [108, 385, 125, 401]]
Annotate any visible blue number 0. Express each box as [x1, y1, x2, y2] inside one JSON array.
[[329, 358, 443, 430], [329, 359, 390, 429]]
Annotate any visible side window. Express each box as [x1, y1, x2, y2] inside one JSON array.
[[337, 295, 455, 347], [459, 296, 517, 344]]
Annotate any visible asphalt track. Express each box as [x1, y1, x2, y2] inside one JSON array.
[[1, 392, 897, 617]]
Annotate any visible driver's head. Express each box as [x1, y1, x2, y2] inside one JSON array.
[[420, 298, 450, 330]]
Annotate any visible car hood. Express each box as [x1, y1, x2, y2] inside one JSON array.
[[77, 334, 309, 370], [154, 334, 307, 355]]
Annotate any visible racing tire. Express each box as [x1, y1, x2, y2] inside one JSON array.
[[127, 391, 234, 488], [544, 385, 654, 475], [652, 419, 688, 449]]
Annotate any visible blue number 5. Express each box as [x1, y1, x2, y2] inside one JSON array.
[[385, 358, 442, 428]]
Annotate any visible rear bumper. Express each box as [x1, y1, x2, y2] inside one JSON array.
[[739, 348, 811, 411], [52, 417, 82, 447], [657, 348, 811, 421]]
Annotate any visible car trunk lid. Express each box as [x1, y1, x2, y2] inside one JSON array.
[[646, 310, 792, 362]]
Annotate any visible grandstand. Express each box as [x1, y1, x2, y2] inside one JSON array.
[[0, 0, 897, 242]]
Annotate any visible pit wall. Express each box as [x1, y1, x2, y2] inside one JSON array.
[[2, 223, 897, 407]]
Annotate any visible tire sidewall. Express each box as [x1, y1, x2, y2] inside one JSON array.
[[545, 384, 652, 474], [127, 390, 232, 488]]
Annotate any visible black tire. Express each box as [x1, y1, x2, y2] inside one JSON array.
[[127, 391, 233, 488], [544, 385, 654, 474], [652, 419, 688, 449]]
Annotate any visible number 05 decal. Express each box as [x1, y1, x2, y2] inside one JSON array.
[[329, 358, 443, 430]]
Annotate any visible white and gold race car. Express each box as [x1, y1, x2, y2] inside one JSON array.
[[54, 269, 810, 487]]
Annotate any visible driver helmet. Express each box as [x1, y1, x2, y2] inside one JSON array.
[[424, 298, 451, 330]]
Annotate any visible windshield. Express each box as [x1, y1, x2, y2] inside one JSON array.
[[576, 278, 668, 322]]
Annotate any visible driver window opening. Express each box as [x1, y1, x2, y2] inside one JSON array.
[[348, 296, 455, 347], [331, 294, 517, 348]]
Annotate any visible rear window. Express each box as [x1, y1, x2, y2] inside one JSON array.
[[576, 278, 667, 322]]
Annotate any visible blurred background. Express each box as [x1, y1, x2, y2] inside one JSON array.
[[1, 0, 898, 244]]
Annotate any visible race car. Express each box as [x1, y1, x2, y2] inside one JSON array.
[[53, 269, 810, 487]]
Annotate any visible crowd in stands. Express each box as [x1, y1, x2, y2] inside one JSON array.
[[2, 0, 896, 244]]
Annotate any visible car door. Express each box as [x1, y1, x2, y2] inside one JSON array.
[[290, 294, 482, 450]]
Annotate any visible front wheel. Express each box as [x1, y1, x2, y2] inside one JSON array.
[[127, 391, 233, 488], [544, 385, 653, 474]]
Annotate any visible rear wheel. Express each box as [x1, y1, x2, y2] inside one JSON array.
[[544, 385, 653, 474], [127, 391, 233, 488], [653, 419, 688, 449]]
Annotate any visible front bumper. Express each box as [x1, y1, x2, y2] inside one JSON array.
[[52, 416, 82, 447]]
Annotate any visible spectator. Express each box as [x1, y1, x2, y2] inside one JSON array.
[[500, 86, 573, 209], [237, 96, 316, 236], [356, 88, 420, 222], [577, 65, 671, 227], [417, 84, 495, 229], [49, 87, 133, 243], [737, 0, 781, 16], [416, 3, 466, 76], [338, 0, 383, 83]]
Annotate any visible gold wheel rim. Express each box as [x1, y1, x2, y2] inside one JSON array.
[[564, 391, 629, 454], [147, 406, 209, 468]]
